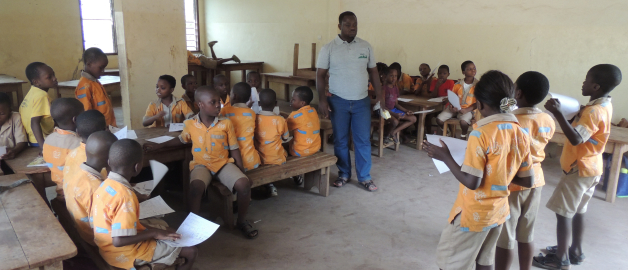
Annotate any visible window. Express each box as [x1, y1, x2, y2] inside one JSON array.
[[79, 0, 116, 54], [184, 0, 200, 51]]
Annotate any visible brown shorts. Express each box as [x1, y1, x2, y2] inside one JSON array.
[[190, 163, 246, 191], [546, 169, 600, 218], [497, 187, 543, 249], [436, 214, 503, 268]]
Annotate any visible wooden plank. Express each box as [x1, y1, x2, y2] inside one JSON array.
[[293, 43, 299, 76], [4, 147, 50, 175], [311, 43, 316, 70], [245, 153, 337, 187], [0, 196, 29, 270]]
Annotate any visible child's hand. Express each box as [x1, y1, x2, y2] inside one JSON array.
[[544, 98, 562, 115], [1, 150, 17, 160], [143, 142, 163, 152], [152, 229, 181, 241], [451, 106, 459, 113], [422, 139, 453, 162], [157, 110, 168, 118]]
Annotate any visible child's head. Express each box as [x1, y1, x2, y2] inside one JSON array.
[[461, 61, 477, 78], [376, 62, 388, 83], [213, 74, 229, 98], [514, 71, 550, 107], [389, 62, 402, 80], [108, 139, 143, 177], [195, 86, 221, 117], [231, 82, 251, 104], [474, 70, 516, 116], [258, 89, 277, 111], [85, 130, 118, 170], [419, 63, 431, 77], [180, 74, 197, 95], [25, 62, 57, 90], [437, 65, 450, 80], [76, 110, 107, 143], [83, 47, 109, 79], [50, 98, 85, 131], [583, 64, 622, 97], [246, 71, 261, 89], [156, 75, 176, 100], [381, 67, 398, 85], [291, 86, 314, 110], [0, 92, 12, 127]]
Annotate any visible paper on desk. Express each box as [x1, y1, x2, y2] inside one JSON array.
[[447, 90, 461, 110], [427, 97, 447, 102], [413, 109, 435, 114], [139, 196, 175, 219], [0, 146, 6, 158], [548, 92, 581, 120], [147, 136, 175, 144], [397, 98, 413, 103], [162, 213, 219, 247], [169, 123, 184, 132], [114, 126, 138, 140], [133, 180, 154, 195], [132, 161, 168, 196], [426, 134, 468, 174], [27, 156, 48, 167], [428, 62, 441, 77]]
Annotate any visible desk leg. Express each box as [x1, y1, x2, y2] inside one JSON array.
[[16, 85, 24, 108], [241, 70, 247, 83], [416, 107, 427, 150], [321, 129, 327, 152], [28, 173, 52, 209], [225, 71, 231, 89], [182, 150, 192, 211], [606, 143, 628, 203], [41, 260, 63, 270]]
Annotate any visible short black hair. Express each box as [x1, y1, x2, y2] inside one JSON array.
[[258, 88, 276, 108], [159, 75, 176, 89], [50, 98, 84, 126], [376, 62, 388, 74], [232, 82, 251, 102], [76, 110, 107, 141], [293, 86, 314, 104], [420, 63, 431, 70], [83, 47, 107, 65], [515, 71, 550, 106], [474, 70, 515, 111], [438, 65, 450, 73], [461, 60, 474, 71], [380, 67, 392, 76], [589, 64, 622, 93], [195, 85, 219, 102], [339, 11, 356, 24], [109, 139, 143, 170], [0, 92, 12, 108], [25, 62, 48, 84], [213, 74, 227, 85], [247, 71, 260, 80], [180, 74, 195, 86], [85, 131, 118, 159], [389, 62, 402, 73]]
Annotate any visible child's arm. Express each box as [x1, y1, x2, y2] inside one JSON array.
[[423, 139, 482, 190], [511, 175, 533, 188], [31, 117, 45, 153], [112, 228, 180, 247], [460, 103, 477, 114], [229, 149, 245, 172], [2, 142, 27, 160], [545, 98, 584, 145], [142, 111, 167, 127]]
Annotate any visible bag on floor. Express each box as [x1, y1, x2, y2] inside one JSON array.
[[616, 156, 628, 198]]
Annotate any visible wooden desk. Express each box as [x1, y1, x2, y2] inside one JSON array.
[[0, 173, 77, 270], [217, 60, 264, 88], [188, 64, 209, 86], [263, 72, 315, 101], [103, 68, 119, 76], [0, 74, 27, 110], [57, 75, 121, 98], [397, 95, 446, 150], [550, 124, 628, 203]]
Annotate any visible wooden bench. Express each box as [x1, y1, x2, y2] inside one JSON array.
[[207, 152, 337, 229]]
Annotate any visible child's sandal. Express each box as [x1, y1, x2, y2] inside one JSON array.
[[236, 220, 259, 239]]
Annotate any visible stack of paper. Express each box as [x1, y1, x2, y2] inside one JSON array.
[[114, 126, 138, 140], [139, 196, 175, 219], [162, 213, 220, 247], [447, 90, 461, 110], [425, 134, 468, 174]]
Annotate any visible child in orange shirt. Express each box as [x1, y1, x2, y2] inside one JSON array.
[[287, 86, 321, 158], [75, 47, 116, 127], [389, 62, 414, 94], [20, 62, 57, 152], [63, 110, 108, 184], [42, 98, 84, 197], [255, 89, 291, 196], [424, 70, 534, 270], [436, 60, 478, 139], [245, 71, 262, 113], [180, 74, 199, 114], [413, 63, 435, 96], [213, 74, 231, 108], [143, 75, 194, 127]]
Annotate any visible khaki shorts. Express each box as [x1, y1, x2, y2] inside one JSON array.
[[135, 239, 182, 266], [198, 55, 218, 69], [497, 187, 543, 249], [437, 106, 473, 124], [191, 163, 246, 191], [436, 214, 503, 269], [546, 169, 600, 218]]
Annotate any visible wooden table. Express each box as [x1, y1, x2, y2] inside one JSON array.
[[0, 173, 77, 270], [263, 72, 315, 101], [397, 95, 446, 150], [550, 124, 628, 203], [217, 60, 264, 88], [102, 68, 119, 76], [0, 74, 27, 110], [188, 64, 209, 86], [56, 75, 121, 98]]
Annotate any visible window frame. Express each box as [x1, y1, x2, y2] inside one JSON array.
[[185, 0, 201, 52], [78, 0, 118, 55]]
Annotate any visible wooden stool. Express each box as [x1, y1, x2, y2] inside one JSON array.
[[442, 119, 460, 137], [371, 116, 399, 157]]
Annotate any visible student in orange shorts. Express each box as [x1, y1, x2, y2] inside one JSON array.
[[75, 47, 116, 127], [143, 75, 194, 127]]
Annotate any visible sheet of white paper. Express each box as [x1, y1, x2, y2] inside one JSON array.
[[426, 134, 468, 174], [162, 213, 219, 247], [273, 106, 280, 115], [0, 146, 6, 158], [139, 196, 175, 220], [133, 180, 154, 195], [147, 136, 175, 144], [548, 92, 581, 120], [114, 126, 128, 140], [397, 98, 413, 103], [127, 130, 137, 140], [373, 101, 381, 111], [427, 97, 447, 102], [27, 156, 48, 167], [169, 123, 184, 132], [447, 90, 461, 110], [428, 62, 441, 77], [413, 109, 435, 114], [149, 160, 168, 190]]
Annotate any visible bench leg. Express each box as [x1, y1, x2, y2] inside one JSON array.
[[40, 261, 62, 270], [206, 183, 234, 229], [303, 167, 329, 197], [181, 151, 193, 211]]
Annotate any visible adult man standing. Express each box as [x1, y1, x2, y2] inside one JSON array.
[[316, 11, 382, 192]]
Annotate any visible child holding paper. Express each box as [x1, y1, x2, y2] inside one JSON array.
[[423, 70, 534, 270], [382, 67, 416, 144], [92, 139, 198, 270], [143, 75, 194, 128], [436, 61, 478, 139], [414, 63, 435, 96], [246, 71, 262, 113]]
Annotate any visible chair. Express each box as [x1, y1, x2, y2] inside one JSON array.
[[371, 115, 400, 157], [442, 119, 460, 137]]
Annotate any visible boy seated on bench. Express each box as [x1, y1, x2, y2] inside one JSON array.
[[143, 86, 258, 239], [64, 110, 108, 182], [287, 86, 321, 185]]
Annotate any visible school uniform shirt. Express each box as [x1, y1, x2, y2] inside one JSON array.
[[413, 76, 437, 94], [448, 113, 534, 232], [19, 85, 54, 143], [429, 79, 455, 97], [179, 114, 239, 173], [92, 172, 156, 269], [452, 78, 478, 109], [221, 95, 231, 108], [75, 71, 117, 127], [0, 112, 27, 149], [255, 111, 291, 165], [510, 107, 555, 191], [397, 73, 414, 92], [560, 97, 612, 177], [143, 97, 194, 128], [287, 105, 321, 157], [182, 93, 199, 114], [221, 103, 261, 171], [63, 163, 103, 246], [384, 84, 399, 111], [187, 50, 201, 65], [63, 143, 108, 184], [43, 128, 81, 196]]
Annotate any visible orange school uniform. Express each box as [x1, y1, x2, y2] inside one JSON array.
[[221, 103, 261, 171], [560, 97, 612, 177], [397, 73, 414, 93], [179, 115, 239, 173], [413, 76, 437, 95], [92, 172, 156, 269], [221, 95, 231, 108], [143, 97, 194, 128], [63, 163, 103, 246], [452, 78, 478, 109], [255, 111, 291, 165], [448, 113, 534, 232], [43, 128, 81, 196], [510, 107, 555, 191], [75, 71, 117, 127], [63, 143, 107, 184], [287, 105, 321, 157], [182, 93, 199, 114]]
